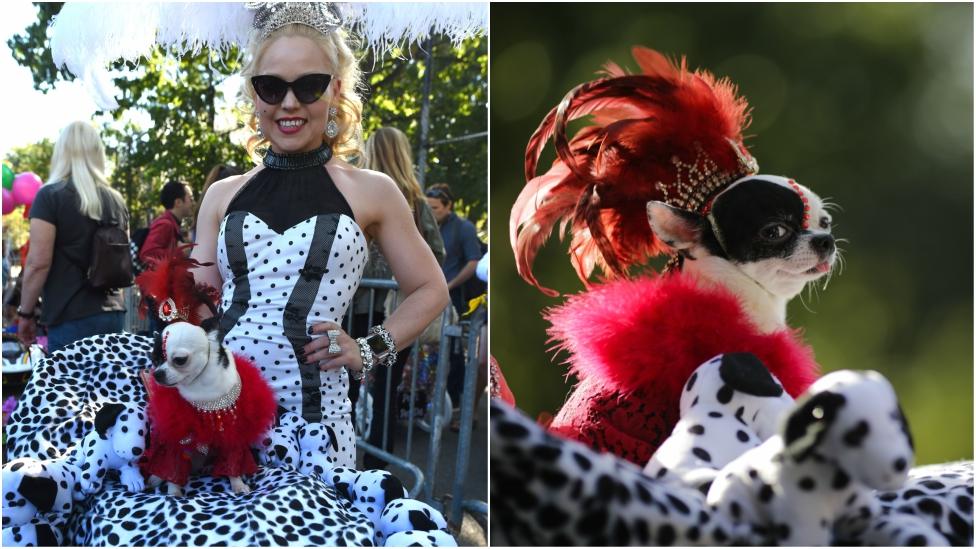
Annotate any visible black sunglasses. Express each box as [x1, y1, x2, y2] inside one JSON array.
[[251, 74, 333, 105]]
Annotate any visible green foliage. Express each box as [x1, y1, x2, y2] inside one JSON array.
[[491, 3, 972, 464], [7, 4, 486, 229]]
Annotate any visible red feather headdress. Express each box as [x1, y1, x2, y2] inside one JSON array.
[[511, 47, 759, 296], [135, 245, 220, 326]]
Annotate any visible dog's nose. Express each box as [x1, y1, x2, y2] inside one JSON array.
[[811, 234, 835, 256], [172, 355, 188, 366], [153, 369, 167, 382]]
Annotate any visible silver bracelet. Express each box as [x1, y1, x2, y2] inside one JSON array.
[[352, 336, 375, 381], [368, 325, 397, 367]]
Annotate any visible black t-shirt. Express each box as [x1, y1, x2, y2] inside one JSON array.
[[29, 181, 126, 326]]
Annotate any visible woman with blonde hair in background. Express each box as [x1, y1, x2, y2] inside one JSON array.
[[351, 126, 445, 468], [17, 120, 130, 353]]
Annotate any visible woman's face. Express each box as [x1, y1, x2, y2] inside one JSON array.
[[254, 35, 338, 154]]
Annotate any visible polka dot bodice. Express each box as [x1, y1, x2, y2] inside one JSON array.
[[215, 165, 367, 426]]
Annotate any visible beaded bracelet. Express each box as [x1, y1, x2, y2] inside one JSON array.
[[368, 325, 398, 367], [352, 336, 375, 381]]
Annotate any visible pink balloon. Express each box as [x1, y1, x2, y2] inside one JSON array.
[[2, 188, 14, 215], [11, 172, 42, 206]]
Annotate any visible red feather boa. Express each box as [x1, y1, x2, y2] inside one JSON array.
[[141, 354, 276, 485], [546, 273, 820, 465]]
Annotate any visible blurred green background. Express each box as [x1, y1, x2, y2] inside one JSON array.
[[490, 3, 973, 465]]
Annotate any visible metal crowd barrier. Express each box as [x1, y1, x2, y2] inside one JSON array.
[[347, 278, 487, 529]]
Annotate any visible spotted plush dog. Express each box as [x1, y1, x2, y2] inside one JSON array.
[[644, 353, 796, 492], [75, 403, 147, 495], [707, 370, 917, 545]]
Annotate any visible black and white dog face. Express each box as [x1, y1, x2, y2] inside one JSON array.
[[152, 320, 228, 388], [648, 175, 837, 299]]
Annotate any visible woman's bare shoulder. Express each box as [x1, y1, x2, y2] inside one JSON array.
[[331, 160, 397, 195]]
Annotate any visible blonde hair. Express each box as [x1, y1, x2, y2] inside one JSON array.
[[362, 127, 423, 211], [241, 24, 363, 162], [48, 121, 124, 221]]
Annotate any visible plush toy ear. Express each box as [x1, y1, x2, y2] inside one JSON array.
[[17, 475, 57, 513], [200, 316, 220, 334], [782, 390, 846, 461], [379, 472, 407, 505], [94, 403, 125, 439], [719, 353, 784, 398], [646, 201, 703, 251]]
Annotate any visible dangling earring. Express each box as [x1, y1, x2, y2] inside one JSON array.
[[325, 106, 338, 139], [256, 125, 265, 139]]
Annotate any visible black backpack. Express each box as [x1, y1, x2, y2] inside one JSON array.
[[85, 196, 134, 291], [129, 227, 150, 276]]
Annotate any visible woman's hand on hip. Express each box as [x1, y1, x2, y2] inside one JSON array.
[[304, 321, 363, 373]]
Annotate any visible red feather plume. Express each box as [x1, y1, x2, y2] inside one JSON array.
[[135, 245, 219, 325], [511, 47, 756, 295]]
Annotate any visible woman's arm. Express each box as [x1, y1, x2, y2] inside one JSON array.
[[18, 219, 56, 345]]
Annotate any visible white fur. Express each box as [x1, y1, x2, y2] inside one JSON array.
[[153, 322, 247, 495]]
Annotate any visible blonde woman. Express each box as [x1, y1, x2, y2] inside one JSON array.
[[18, 121, 129, 353], [350, 126, 445, 467], [191, 16, 449, 468]]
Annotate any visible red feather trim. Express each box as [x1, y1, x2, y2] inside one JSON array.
[[546, 272, 819, 464], [135, 246, 219, 325], [140, 354, 277, 484], [513, 47, 756, 295]]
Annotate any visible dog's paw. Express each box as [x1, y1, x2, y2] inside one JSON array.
[[229, 477, 251, 495], [166, 482, 183, 497]]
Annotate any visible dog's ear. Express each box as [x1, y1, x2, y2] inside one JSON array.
[[719, 353, 784, 398], [646, 201, 703, 251], [782, 390, 846, 461], [380, 473, 407, 505], [200, 316, 220, 334], [895, 403, 915, 451], [94, 403, 125, 439], [151, 331, 165, 366]]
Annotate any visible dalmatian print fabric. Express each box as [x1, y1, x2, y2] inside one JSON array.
[[216, 211, 366, 469], [1, 334, 399, 546]]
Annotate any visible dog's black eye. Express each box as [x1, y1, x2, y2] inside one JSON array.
[[819, 217, 831, 230], [760, 223, 791, 242]]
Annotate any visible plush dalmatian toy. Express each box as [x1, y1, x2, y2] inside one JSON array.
[[644, 353, 796, 492], [2, 402, 145, 544], [706, 370, 920, 545], [384, 529, 458, 547], [255, 408, 338, 479], [1, 517, 62, 547], [75, 403, 147, 495]]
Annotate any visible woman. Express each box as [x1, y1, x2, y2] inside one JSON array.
[[17, 121, 129, 353], [191, 22, 449, 469], [351, 126, 445, 467]]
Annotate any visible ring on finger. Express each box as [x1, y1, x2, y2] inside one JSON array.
[[327, 329, 341, 355]]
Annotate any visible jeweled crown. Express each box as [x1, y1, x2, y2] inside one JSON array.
[[246, 2, 342, 41]]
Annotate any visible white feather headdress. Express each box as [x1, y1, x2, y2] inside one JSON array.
[[49, 2, 487, 110]]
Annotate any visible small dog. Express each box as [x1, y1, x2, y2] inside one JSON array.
[[706, 370, 915, 545], [647, 175, 838, 333], [142, 319, 276, 496]]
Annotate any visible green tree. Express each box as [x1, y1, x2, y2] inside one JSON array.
[[8, 4, 487, 230], [2, 139, 54, 249]]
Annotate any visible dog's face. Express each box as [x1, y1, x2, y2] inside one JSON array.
[[152, 322, 214, 387], [782, 370, 914, 491], [648, 175, 837, 299]]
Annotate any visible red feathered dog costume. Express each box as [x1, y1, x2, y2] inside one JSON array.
[[511, 48, 822, 465], [546, 274, 819, 466], [141, 354, 276, 485], [135, 250, 277, 485]]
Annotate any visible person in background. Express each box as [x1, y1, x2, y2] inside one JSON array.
[[140, 180, 194, 266], [191, 164, 242, 243], [139, 179, 194, 334], [352, 127, 445, 468], [17, 121, 129, 353], [424, 182, 482, 427]]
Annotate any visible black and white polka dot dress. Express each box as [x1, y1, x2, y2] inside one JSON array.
[[216, 146, 366, 468]]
